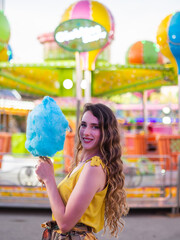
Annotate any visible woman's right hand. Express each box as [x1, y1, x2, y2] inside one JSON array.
[[35, 157, 55, 185]]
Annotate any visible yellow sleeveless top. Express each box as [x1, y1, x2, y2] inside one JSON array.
[[52, 156, 108, 233]]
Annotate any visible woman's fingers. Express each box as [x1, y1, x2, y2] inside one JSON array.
[[38, 156, 52, 165]]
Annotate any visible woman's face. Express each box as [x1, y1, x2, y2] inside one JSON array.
[[79, 111, 101, 154]]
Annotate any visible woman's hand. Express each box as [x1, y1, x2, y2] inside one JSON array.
[[35, 157, 55, 185]]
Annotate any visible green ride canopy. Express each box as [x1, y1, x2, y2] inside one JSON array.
[[0, 60, 177, 97]]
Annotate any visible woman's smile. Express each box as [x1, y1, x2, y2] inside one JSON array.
[[83, 137, 93, 143]]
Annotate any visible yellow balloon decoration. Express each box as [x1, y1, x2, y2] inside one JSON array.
[[0, 46, 8, 61], [156, 14, 178, 74]]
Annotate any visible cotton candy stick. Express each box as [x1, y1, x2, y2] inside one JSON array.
[[25, 96, 69, 187]]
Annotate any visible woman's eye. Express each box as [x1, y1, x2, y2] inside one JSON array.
[[81, 123, 86, 127], [92, 125, 99, 129]]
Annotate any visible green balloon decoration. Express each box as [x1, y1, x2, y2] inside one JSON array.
[[0, 11, 10, 52]]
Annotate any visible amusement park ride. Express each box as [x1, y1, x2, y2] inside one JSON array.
[[0, 1, 180, 211]]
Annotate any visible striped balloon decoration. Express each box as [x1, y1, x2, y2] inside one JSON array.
[[57, 0, 114, 70], [126, 40, 164, 65], [0, 11, 10, 52]]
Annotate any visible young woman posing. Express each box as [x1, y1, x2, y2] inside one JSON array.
[[36, 103, 129, 239]]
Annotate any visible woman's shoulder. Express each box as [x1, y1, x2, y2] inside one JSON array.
[[82, 156, 107, 192]]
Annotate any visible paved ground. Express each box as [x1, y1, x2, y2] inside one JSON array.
[[0, 207, 180, 240], [0, 155, 180, 239]]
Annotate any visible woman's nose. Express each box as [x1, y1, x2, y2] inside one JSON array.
[[83, 126, 90, 135]]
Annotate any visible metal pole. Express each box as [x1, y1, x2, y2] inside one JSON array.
[[142, 90, 148, 134], [84, 70, 92, 103], [178, 75, 180, 133], [170, 155, 173, 198], [0, 110, 2, 132], [0, 0, 4, 11], [176, 155, 180, 213], [161, 156, 166, 198], [75, 52, 82, 135]]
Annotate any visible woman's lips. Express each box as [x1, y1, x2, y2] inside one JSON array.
[[83, 137, 93, 143]]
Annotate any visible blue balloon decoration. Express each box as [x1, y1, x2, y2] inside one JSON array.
[[168, 12, 180, 73], [7, 44, 13, 61]]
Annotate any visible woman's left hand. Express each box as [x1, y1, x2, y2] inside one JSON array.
[[35, 157, 54, 184]]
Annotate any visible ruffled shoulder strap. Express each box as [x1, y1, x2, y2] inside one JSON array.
[[87, 156, 106, 169]]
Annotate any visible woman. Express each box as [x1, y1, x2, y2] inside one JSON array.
[[36, 103, 129, 239]]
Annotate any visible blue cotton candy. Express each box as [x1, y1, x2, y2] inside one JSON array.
[[25, 96, 69, 157]]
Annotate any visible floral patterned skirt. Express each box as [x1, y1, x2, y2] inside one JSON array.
[[41, 220, 98, 240]]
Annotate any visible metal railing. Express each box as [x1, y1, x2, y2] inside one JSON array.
[[123, 154, 179, 212], [0, 152, 180, 211]]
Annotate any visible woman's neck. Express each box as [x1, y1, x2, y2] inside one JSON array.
[[80, 150, 102, 163]]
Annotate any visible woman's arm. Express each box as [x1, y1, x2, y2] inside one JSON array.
[[36, 159, 106, 233]]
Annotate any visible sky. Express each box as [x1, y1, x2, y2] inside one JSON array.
[[2, 0, 180, 64]]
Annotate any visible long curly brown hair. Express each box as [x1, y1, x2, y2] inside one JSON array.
[[74, 103, 129, 237]]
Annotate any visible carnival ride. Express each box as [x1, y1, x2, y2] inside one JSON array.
[[0, 2, 180, 211]]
